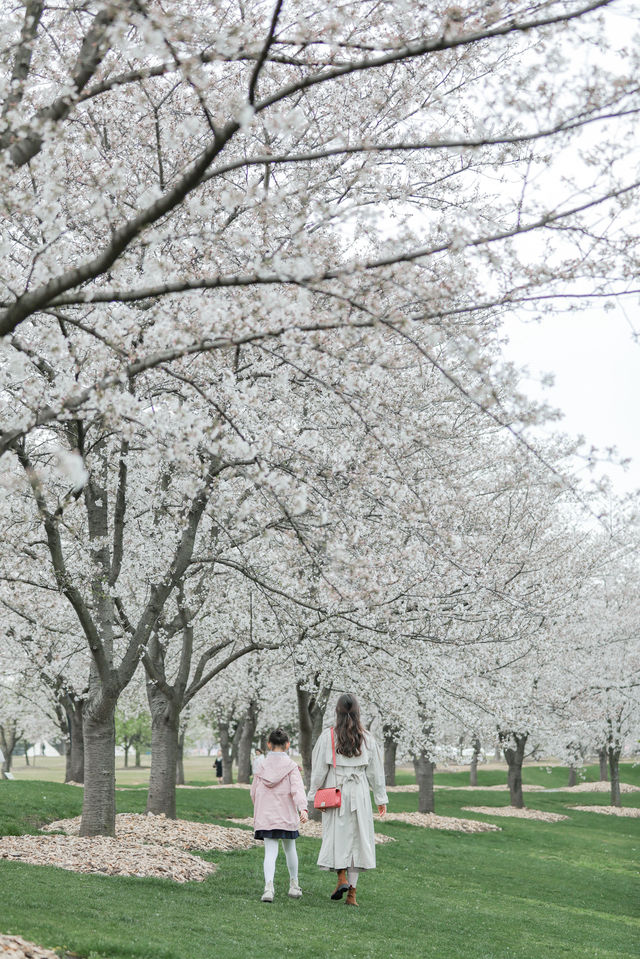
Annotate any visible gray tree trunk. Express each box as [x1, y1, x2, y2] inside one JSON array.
[[176, 728, 185, 786], [567, 764, 577, 787], [598, 748, 609, 781], [146, 685, 180, 818], [0, 721, 19, 776], [65, 703, 84, 783], [218, 722, 234, 784], [413, 750, 435, 813], [123, 745, 129, 768], [470, 738, 481, 787], [608, 745, 621, 807], [297, 685, 314, 790], [383, 726, 397, 787], [79, 704, 117, 836], [134, 745, 142, 767], [501, 732, 527, 808], [237, 702, 257, 784], [296, 683, 329, 820]]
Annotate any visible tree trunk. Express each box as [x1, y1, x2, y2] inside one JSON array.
[[79, 704, 117, 836], [65, 703, 84, 783], [296, 683, 329, 820], [134, 745, 142, 767], [296, 685, 314, 789], [176, 728, 185, 786], [24, 743, 30, 765], [218, 722, 234, 784], [501, 732, 527, 809], [567, 764, 577, 787], [413, 750, 435, 813], [0, 721, 19, 776], [383, 726, 397, 787], [237, 702, 257, 784], [608, 745, 621, 807], [146, 685, 180, 818], [123, 744, 129, 768], [470, 738, 481, 787], [598, 748, 609, 781]]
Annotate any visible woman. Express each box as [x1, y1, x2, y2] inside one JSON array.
[[308, 693, 388, 907]]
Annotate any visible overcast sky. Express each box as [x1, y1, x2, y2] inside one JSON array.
[[502, 302, 640, 496]]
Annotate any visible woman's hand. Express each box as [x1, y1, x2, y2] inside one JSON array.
[[377, 804, 387, 818], [300, 809, 309, 824]]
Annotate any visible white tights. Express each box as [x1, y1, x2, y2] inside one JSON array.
[[263, 837, 298, 883], [347, 866, 360, 887]]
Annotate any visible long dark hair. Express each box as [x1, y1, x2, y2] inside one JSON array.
[[334, 693, 365, 757]]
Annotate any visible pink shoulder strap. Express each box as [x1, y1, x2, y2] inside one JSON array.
[[330, 726, 336, 768]]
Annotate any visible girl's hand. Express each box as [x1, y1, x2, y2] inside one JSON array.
[[300, 810, 309, 824], [377, 804, 387, 818]]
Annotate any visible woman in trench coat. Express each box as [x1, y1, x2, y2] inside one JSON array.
[[308, 692, 388, 907]]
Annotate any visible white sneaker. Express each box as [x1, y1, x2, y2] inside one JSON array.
[[288, 880, 302, 899], [261, 882, 274, 902]]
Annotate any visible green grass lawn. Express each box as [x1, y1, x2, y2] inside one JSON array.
[[1, 766, 639, 959]]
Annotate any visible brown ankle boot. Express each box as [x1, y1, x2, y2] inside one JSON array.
[[345, 885, 358, 907], [331, 869, 349, 900]]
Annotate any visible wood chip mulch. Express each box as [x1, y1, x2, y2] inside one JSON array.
[[553, 781, 640, 793], [227, 817, 396, 843], [43, 812, 259, 852], [568, 805, 640, 817], [386, 783, 547, 793], [373, 812, 501, 833], [0, 834, 216, 882], [0, 812, 262, 883], [0, 934, 61, 959], [462, 806, 569, 822], [436, 783, 547, 792]]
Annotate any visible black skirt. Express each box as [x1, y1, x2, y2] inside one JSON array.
[[254, 829, 299, 840]]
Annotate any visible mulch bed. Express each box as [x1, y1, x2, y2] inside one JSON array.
[[568, 805, 640, 817], [462, 806, 569, 822], [0, 812, 261, 883], [374, 811, 501, 833], [43, 812, 259, 852], [227, 817, 396, 843], [0, 833, 216, 882], [550, 781, 640, 793], [0, 934, 61, 959]]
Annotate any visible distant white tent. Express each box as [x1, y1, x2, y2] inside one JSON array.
[[26, 741, 63, 758]]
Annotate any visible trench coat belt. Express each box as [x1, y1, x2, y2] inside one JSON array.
[[337, 770, 362, 816]]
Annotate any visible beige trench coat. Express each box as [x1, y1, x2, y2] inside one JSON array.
[[308, 728, 388, 871]]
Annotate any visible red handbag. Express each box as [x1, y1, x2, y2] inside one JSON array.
[[313, 727, 342, 811]]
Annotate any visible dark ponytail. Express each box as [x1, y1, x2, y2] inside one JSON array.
[[334, 693, 365, 757]]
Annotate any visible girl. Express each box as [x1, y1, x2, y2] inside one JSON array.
[[250, 727, 308, 902], [308, 693, 388, 907]]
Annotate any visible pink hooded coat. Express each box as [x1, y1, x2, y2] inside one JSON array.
[[250, 752, 308, 832]]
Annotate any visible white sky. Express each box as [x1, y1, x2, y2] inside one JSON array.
[[502, 303, 640, 496]]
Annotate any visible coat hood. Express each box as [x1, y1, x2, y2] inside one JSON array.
[[256, 751, 298, 787]]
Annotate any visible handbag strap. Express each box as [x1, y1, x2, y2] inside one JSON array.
[[330, 726, 336, 769]]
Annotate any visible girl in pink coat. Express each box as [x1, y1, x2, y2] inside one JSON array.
[[250, 727, 308, 902]]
